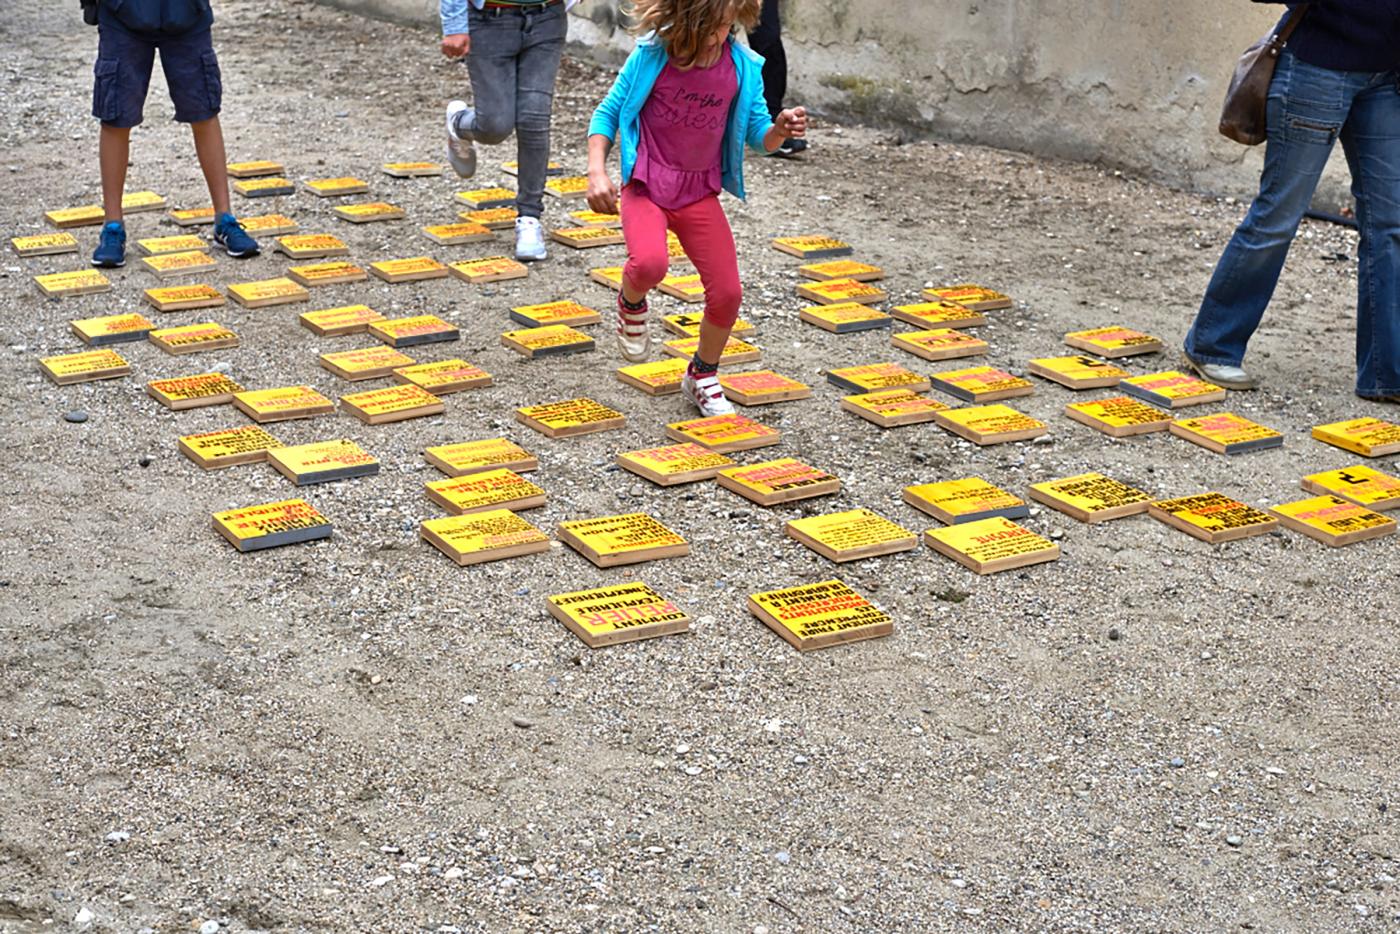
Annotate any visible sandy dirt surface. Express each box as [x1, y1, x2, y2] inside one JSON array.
[[2, 1, 1399, 931]]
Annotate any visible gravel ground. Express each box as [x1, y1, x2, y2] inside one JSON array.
[[2, 1, 1399, 932]]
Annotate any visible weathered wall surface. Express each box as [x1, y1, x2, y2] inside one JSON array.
[[311, 0, 1351, 205]]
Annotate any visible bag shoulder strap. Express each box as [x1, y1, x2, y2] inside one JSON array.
[[1273, 4, 1312, 49]]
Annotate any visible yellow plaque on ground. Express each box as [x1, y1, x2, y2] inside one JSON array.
[[544, 175, 589, 199], [516, 397, 626, 438], [448, 255, 529, 284], [665, 413, 781, 453], [925, 516, 1060, 574], [12, 232, 80, 256], [616, 443, 734, 486], [141, 249, 217, 280], [39, 348, 130, 385], [1269, 495, 1396, 547], [305, 176, 369, 198], [287, 261, 367, 287], [425, 438, 537, 477], [420, 509, 550, 566], [1027, 355, 1127, 390], [747, 579, 891, 652], [840, 389, 951, 427], [717, 458, 841, 506], [135, 234, 208, 256], [178, 424, 282, 468], [589, 265, 625, 290], [226, 160, 284, 178], [501, 324, 595, 358], [796, 277, 888, 306], [35, 269, 111, 298], [658, 274, 706, 304], [892, 328, 989, 362], [44, 205, 104, 228], [369, 256, 450, 283], [569, 209, 621, 228], [1028, 472, 1154, 523], [368, 314, 460, 347], [421, 222, 495, 245], [903, 477, 1028, 525], [144, 283, 225, 312], [890, 301, 987, 329], [341, 384, 446, 425], [268, 439, 379, 485], [510, 300, 601, 328], [121, 190, 167, 213], [547, 582, 691, 649], [1120, 371, 1227, 408], [798, 260, 885, 282], [661, 313, 754, 338], [799, 302, 891, 333], [550, 226, 624, 249], [233, 385, 336, 423], [771, 235, 854, 260], [929, 365, 1034, 402], [1301, 465, 1400, 510], [1312, 418, 1400, 457], [333, 201, 405, 224], [557, 513, 689, 567], [425, 468, 546, 514], [382, 161, 444, 177], [616, 357, 688, 395], [665, 230, 692, 267], [319, 345, 415, 380], [392, 359, 492, 394], [148, 321, 239, 355], [502, 159, 564, 176], [934, 404, 1048, 445], [718, 370, 810, 406], [826, 362, 930, 394], [299, 304, 385, 336], [1064, 395, 1173, 437], [168, 206, 217, 227], [146, 372, 243, 410], [213, 499, 332, 552], [1149, 492, 1278, 543], [228, 277, 310, 308], [1169, 412, 1284, 455], [786, 509, 918, 563], [273, 234, 349, 259], [922, 285, 1012, 311], [460, 207, 517, 229], [1064, 326, 1164, 358], [239, 213, 299, 236], [455, 187, 516, 209], [71, 312, 155, 346], [661, 335, 760, 365], [233, 177, 295, 198]]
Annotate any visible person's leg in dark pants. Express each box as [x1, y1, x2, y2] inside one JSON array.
[[749, 0, 804, 154]]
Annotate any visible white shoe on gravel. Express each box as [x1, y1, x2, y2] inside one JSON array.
[[616, 294, 650, 362], [445, 100, 477, 178], [681, 368, 734, 416], [1182, 353, 1258, 390], [514, 216, 547, 262]]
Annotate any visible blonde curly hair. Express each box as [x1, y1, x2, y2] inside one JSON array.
[[626, 0, 761, 67]]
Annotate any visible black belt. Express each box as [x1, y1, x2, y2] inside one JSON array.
[[482, 0, 562, 11]]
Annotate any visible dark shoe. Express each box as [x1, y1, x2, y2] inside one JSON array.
[[769, 137, 809, 158], [1357, 392, 1400, 404], [213, 213, 260, 258], [91, 220, 126, 268]]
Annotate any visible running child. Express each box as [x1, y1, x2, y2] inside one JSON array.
[[585, 0, 807, 415]]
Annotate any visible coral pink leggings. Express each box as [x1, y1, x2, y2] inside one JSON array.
[[620, 183, 742, 328]]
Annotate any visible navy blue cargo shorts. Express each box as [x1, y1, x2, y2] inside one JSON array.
[[92, 15, 222, 128]]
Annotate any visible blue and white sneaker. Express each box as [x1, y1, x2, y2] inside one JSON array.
[[91, 220, 126, 268], [213, 213, 260, 258]]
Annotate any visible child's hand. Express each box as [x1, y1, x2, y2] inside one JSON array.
[[442, 33, 471, 58], [776, 106, 807, 139], [587, 170, 619, 215]]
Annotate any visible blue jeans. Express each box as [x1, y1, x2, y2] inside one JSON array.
[[1185, 51, 1400, 395]]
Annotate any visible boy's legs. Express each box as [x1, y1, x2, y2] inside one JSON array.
[[512, 3, 568, 220], [93, 18, 156, 222], [99, 127, 133, 222], [190, 117, 232, 215]]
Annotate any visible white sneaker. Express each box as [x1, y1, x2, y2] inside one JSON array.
[[514, 216, 547, 262], [1182, 353, 1257, 390], [445, 100, 477, 178], [681, 368, 734, 416], [616, 294, 650, 362]]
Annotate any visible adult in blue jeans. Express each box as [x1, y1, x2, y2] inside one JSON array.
[[1183, 1, 1400, 401]]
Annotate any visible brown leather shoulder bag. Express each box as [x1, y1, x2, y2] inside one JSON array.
[[1219, 3, 1311, 145]]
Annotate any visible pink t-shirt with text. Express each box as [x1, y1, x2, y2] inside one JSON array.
[[632, 44, 738, 210]]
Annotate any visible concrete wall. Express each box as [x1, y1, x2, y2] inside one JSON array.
[[312, 0, 1351, 206]]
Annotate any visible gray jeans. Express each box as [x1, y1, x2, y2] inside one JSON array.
[[465, 2, 568, 218]]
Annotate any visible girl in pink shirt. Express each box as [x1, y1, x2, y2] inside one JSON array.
[[586, 0, 807, 415]]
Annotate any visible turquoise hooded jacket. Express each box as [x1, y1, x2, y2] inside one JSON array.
[[587, 36, 774, 202]]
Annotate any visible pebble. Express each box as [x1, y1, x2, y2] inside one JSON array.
[[1226, 834, 1243, 847], [684, 765, 702, 776], [200, 921, 220, 934], [138, 455, 151, 468], [1108, 627, 1121, 641], [1032, 434, 1054, 444], [75, 907, 94, 925], [444, 866, 464, 880], [104, 830, 129, 844], [793, 754, 809, 765], [775, 850, 790, 865], [64, 410, 88, 423], [1169, 757, 1185, 769], [512, 716, 534, 729], [368, 875, 394, 887]]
